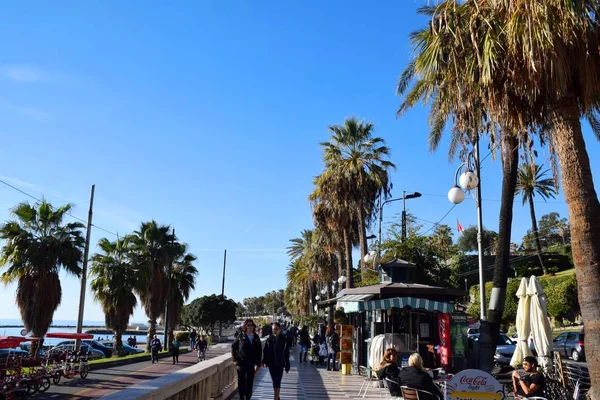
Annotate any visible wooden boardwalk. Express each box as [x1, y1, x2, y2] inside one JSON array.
[[233, 352, 386, 399]]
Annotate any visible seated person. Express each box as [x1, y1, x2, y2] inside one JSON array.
[[511, 356, 546, 398], [376, 348, 401, 396], [397, 353, 444, 400]]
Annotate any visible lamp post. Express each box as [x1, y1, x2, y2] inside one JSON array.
[[377, 192, 422, 261], [447, 138, 494, 372], [447, 144, 485, 320]]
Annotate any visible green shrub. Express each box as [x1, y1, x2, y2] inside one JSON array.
[[175, 331, 190, 342]]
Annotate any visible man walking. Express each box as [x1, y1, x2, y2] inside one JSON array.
[[195, 335, 208, 362], [232, 319, 262, 400], [150, 335, 162, 364], [189, 329, 197, 350]]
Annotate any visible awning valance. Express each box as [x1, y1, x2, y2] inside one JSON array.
[[365, 297, 454, 313], [337, 294, 373, 313]]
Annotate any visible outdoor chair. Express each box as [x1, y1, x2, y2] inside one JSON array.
[[382, 377, 402, 399], [356, 366, 385, 398], [401, 386, 439, 400]]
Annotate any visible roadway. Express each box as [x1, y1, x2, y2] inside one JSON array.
[[32, 343, 232, 399]]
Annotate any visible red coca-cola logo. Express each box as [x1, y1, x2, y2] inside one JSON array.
[[459, 375, 488, 386]]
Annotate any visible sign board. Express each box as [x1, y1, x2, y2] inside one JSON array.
[[450, 314, 467, 358], [445, 369, 505, 400], [438, 313, 451, 366], [337, 324, 353, 367]]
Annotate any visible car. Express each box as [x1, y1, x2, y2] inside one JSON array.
[[47, 343, 104, 360], [99, 341, 144, 355], [553, 332, 585, 362], [56, 339, 112, 358], [469, 332, 536, 365]]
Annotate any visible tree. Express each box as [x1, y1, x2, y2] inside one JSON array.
[[319, 117, 395, 278], [0, 201, 85, 357], [456, 226, 498, 255], [235, 302, 246, 318], [538, 212, 570, 248], [183, 295, 237, 337], [516, 164, 557, 275], [162, 246, 197, 341], [90, 236, 138, 355], [130, 221, 175, 351], [431, 225, 455, 263]]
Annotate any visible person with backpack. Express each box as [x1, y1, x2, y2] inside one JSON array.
[[195, 335, 208, 362], [150, 335, 162, 364], [262, 322, 290, 400], [325, 325, 340, 371], [232, 319, 262, 400]]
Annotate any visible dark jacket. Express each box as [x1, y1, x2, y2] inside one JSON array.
[[298, 328, 311, 345], [326, 331, 340, 353], [195, 339, 208, 351], [232, 332, 262, 367], [377, 363, 401, 396], [262, 334, 290, 372], [397, 366, 443, 400]]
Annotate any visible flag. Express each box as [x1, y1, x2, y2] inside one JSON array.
[[457, 219, 464, 234]]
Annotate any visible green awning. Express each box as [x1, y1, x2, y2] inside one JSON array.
[[365, 297, 454, 313], [337, 294, 373, 313]]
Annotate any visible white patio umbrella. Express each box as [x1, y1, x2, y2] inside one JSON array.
[[528, 275, 554, 371], [510, 278, 533, 368]]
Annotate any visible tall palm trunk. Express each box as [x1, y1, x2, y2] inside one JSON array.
[[551, 98, 600, 398], [358, 206, 369, 278], [309, 283, 316, 315], [343, 227, 354, 289], [528, 196, 548, 275], [485, 134, 519, 370], [337, 246, 344, 284], [115, 331, 123, 357]]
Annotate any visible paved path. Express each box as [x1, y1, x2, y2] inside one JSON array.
[[32, 344, 231, 399], [233, 352, 384, 400]]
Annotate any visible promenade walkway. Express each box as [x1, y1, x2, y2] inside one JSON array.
[[234, 353, 384, 400]]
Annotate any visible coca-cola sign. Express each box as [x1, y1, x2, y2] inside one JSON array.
[[445, 369, 505, 400]]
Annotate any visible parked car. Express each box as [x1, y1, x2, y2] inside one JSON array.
[[553, 332, 585, 362], [99, 341, 144, 355], [56, 339, 112, 358], [47, 343, 104, 360], [469, 332, 536, 365]]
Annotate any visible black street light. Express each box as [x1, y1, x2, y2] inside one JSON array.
[[377, 191, 422, 260]]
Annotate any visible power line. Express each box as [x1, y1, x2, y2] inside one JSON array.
[[419, 192, 566, 204], [420, 204, 457, 236], [0, 177, 118, 237]]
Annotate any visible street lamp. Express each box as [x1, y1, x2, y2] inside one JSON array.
[[447, 137, 494, 373], [377, 191, 422, 261], [447, 146, 485, 321]]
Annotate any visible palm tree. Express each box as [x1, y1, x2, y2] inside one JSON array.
[[162, 246, 197, 342], [401, 1, 600, 386], [321, 117, 395, 278], [130, 221, 175, 351], [397, 1, 523, 350], [516, 164, 557, 275], [90, 236, 138, 355], [0, 201, 85, 357]]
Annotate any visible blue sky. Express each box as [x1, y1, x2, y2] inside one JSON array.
[[0, 1, 597, 323]]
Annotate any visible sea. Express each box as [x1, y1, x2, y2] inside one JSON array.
[[0, 319, 150, 345]]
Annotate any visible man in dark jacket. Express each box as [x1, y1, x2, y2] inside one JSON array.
[[262, 323, 290, 400], [232, 319, 263, 400], [298, 325, 310, 363]]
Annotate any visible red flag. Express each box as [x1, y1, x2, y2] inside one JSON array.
[[457, 219, 464, 233]]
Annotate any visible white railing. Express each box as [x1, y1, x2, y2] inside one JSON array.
[[100, 353, 237, 400]]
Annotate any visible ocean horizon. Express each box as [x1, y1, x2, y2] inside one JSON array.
[[0, 318, 148, 327]]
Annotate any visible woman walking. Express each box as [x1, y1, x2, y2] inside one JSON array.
[[232, 319, 262, 400], [171, 336, 181, 364], [325, 325, 340, 371], [262, 323, 290, 400]]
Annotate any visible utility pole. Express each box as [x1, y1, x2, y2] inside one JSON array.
[[163, 228, 175, 348], [401, 190, 407, 241], [218, 249, 227, 341], [76, 184, 95, 351]]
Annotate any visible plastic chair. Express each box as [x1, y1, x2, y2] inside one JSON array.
[[401, 386, 439, 400], [356, 366, 378, 398]]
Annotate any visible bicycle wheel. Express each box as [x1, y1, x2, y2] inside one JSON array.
[[37, 376, 51, 392], [80, 366, 89, 379], [53, 372, 62, 385], [23, 379, 37, 395]]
